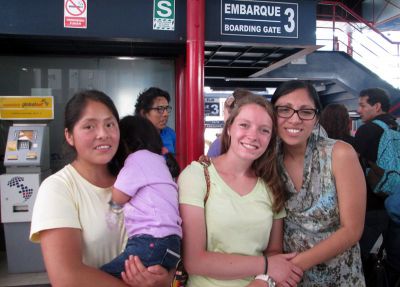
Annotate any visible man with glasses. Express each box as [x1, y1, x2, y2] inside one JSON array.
[[135, 87, 176, 155]]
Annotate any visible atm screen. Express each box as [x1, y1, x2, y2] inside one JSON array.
[[17, 130, 35, 150], [17, 130, 34, 141]]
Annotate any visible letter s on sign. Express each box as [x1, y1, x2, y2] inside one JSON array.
[[157, 1, 172, 17], [284, 8, 295, 33]]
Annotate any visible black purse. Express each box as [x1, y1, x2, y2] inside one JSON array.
[[364, 243, 390, 287]]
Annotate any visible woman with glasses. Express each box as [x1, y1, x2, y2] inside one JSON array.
[[135, 87, 176, 155], [268, 80, 366, 286]]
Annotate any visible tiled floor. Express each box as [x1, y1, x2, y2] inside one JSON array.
[[0, 252, 50, 287]]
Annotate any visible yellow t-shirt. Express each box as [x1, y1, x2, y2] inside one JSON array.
[[30, 164, 127, 267], [178, 161, 285, 287]]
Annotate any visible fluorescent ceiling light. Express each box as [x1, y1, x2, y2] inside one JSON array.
[[225, 77, 298, 82], [117, 57, 137, 60]]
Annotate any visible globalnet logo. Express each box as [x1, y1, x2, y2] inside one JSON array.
[[7, 176, 34, 201]]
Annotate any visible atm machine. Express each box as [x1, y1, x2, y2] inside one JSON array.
[[0, 123, 50, 273]]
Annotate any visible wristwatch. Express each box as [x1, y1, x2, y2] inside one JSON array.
[[108, 200, 124, 214], [255, 274, 276, 287]]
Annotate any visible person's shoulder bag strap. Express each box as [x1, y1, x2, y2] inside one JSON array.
[[197, 155, 211, 204]]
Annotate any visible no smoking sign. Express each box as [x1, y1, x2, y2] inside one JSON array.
[[64, 0, 87, 29]]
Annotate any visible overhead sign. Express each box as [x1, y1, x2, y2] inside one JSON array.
[[153, 0, 175, 31], [0, 96, 54, 120], [221, 0, 298, 38], [64, 0, 87, 29]]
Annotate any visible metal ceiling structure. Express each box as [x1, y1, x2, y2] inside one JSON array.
[[204, 43, 321, 90]]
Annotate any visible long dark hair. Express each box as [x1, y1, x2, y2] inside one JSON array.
[[319, 103, 351, 140], [64, 89, 123, 175], [119, 115, 180, 177], [220, 95, 286, 212]]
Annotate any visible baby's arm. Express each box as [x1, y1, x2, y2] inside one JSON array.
[[111, 187, 131, 205]]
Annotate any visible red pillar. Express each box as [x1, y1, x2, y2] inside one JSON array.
[[185, 0, 205, 164], [175, 55, 187, 169]]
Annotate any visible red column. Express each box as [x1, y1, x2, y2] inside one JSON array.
[[185, 0, 205, 164], [175, 55, 187, 169]]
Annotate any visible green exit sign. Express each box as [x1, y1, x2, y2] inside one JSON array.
[[153, 0, 175, 31]]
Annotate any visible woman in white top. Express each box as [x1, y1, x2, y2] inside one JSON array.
[[30, 90, 173, 287]]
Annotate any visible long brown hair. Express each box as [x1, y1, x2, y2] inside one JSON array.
[[220, 95, 286, 212], [319, 103, 351, 140]]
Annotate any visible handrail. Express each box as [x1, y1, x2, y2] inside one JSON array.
[[340, 17, 393, 54], [319, 1, 400, 45], [317, 1, 400, 88]]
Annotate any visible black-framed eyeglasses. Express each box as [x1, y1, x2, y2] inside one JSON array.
[[150, 106, 172, 114], [275, 106, 318, 120]]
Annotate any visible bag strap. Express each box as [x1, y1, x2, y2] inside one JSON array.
[[372, 119, 390, 131], [367, 120, 394, 174], [171, 155, 212, 287], [368, 160, 385, 176], [198, 155, 211, 204]]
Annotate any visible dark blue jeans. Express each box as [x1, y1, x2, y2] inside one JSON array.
[[100, 234, 181, 279]]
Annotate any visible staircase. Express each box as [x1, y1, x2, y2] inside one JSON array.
[[264, 1, 400, 113], [265, 51, 400, 111], [317, 2, 400, 88]]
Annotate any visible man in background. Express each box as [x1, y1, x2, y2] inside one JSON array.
[[354, 88, 399, 285]]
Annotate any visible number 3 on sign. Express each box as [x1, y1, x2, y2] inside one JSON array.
[[284, 8, 295, 33], [210, 104, 219, 116]]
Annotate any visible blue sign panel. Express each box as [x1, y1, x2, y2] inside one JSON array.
[[221, 0, 298, 38], [205, 102, 221, 116]]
